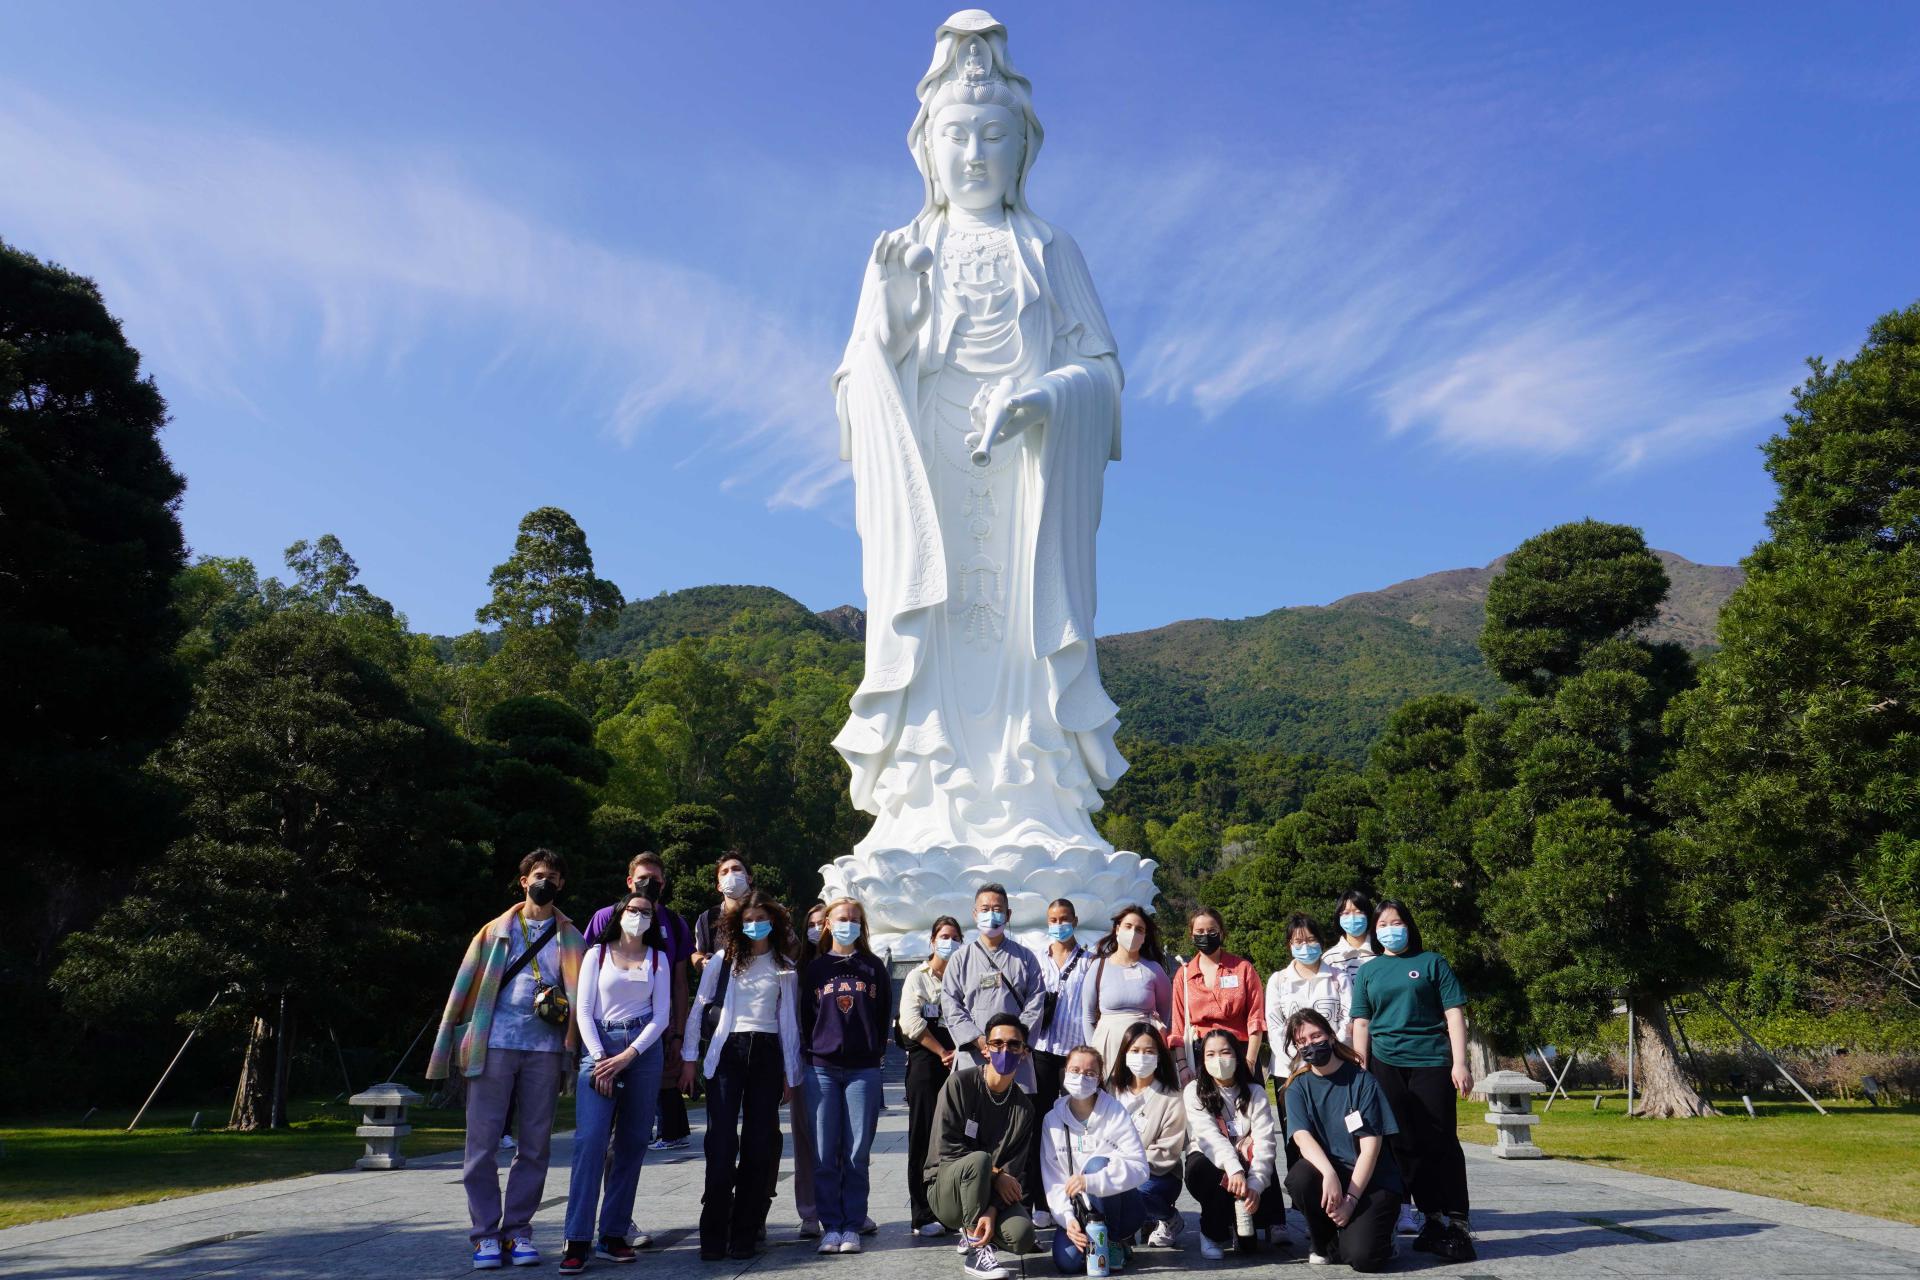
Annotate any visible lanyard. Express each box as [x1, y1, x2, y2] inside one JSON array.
[[518, 913, 546, 985]]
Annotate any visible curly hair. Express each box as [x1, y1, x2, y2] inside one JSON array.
[[722, 889, 797, 973]]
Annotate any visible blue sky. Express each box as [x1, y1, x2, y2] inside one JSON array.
[[4, 2, 1915, 637]]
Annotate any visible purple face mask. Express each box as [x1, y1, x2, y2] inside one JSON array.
[[989, 1049, 1018, 1075]]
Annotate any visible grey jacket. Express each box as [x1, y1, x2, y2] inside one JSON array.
[[940, 935, 1047, 1048]]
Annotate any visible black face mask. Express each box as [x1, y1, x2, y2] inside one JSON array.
[[527, 878, 559, 907], [1298, 1041, 1334, 1066], [636, 879, 663, 904], [1191, 932, 1222, 955]]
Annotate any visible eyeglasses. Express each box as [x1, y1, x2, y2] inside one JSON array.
[[984, 1039, 1028, 1054]]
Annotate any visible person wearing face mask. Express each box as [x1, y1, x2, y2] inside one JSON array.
[[1078, 906, 1173, 1077], [559, 890, 674, 1273], [1182, 1029, 1280, 1260], [428, 849, 585, 1272], [679, 891, 804, 1261], [1323, 890, 1379, 990], [940, 883, 1047, 1090], [1105, 1023, 1188, 1249], [777, 900, 830, 1239], [1041, 1046, 1151, 1274], [1170, 908, 1265, 1086], [801, 902, 831, 960], [1348, 900, 1474, 1263], [928, 1014, 1042, 1280], [1031, 899, 1088, 1107], [800, 897, 894, 1254], [1264, 914, 1351, 1073], [586, 852, 696, 1170], [902, 917, 966, 1236], [692, 853, 754, 972], [1279, 1009, 1400, 1271]]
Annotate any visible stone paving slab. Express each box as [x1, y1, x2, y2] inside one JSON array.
[[3, 1092, 1916, 1280]]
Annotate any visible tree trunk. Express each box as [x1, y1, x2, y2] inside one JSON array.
[[229, 1015, 272, 1131], [1630, 999, 1716, 1118], [1465, 1023, 1500, 1100], [269, 997, 296, 1129]]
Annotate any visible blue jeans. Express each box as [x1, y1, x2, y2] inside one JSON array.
[[1138, 1170, 1182, 1222], [805, 1063, 883, 1234], [564, 1022, 663, 1243], [1052, 1188, 1148, 1273]]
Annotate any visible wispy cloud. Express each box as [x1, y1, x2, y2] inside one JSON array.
[[1059, 152, 1791, 470], [0, 87, 850, 507]]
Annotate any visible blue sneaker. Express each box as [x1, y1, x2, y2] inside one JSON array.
[[472, 1238, 503, 1270], [508, 1238, 540, 1267]]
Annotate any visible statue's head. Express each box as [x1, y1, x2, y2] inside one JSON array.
[[909, 10, 1044, 220]]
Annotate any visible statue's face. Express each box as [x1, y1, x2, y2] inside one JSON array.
[[932, 102, 1023, 213]]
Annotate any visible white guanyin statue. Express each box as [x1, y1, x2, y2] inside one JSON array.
[[821, 9, 1157, 956]]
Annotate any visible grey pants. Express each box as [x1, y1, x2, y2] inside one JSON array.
[[463, 1047, 565, 1245]]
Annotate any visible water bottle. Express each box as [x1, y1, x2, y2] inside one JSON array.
[[1233, 1194, 1255, 1240], [1083, 1202, 1109, 1278]]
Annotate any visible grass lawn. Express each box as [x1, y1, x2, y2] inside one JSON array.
[[0, 1095, 574, 1230], [1458, 1090, 1920, 1226]]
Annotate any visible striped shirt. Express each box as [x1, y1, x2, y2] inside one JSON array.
[[1032, 943, 1092, 1057]]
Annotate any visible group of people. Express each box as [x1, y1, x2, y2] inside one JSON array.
[[427, 850, 1478, 1275]]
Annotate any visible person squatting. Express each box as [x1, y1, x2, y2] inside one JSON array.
[[431, 860, 1480, 1274]]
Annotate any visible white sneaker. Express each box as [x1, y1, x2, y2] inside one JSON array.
[[1396, 1204, 1422, 1235], [498, 1134, 516, 1151], [1147, 1218, 1178, 1248], [1199, 1235, 1225, 1261], [626, 1228, 652, 1248], [1308, 1250, 1332, 1264], [859, 1217, 879, 1236], [800, 1219, 824, 1239], [507, 1238, 540, 1267], [818, 1231, 844, 1254], [918, 1222, 948, 1237], [838, 1235, 862, 1254], [1033, 1210, 1054, 1229], [472, 1238, 503, 1270]]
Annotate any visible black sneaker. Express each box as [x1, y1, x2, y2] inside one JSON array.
[[559, 1241, 590, 1275], [1410, 1216, 1448, 1254], [964, 1243, 1011, 1280], [597, 1236, 637, 1263], [1436, 1216, 1477, 1262]]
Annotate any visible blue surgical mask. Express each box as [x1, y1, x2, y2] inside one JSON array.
[[1291, 942, 1323, 965], [1339, 912, 1368, 938], [831, 920, 863, 945], [1046, 922, 1075, 943], [1377, 924, 1409, 953], [741, 919, 772, 941], [976, 910, 1006, 934], [934, 936, 961, 958]]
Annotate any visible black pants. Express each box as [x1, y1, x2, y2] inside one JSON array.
[[1028, 1049, 1069, 1209], [1283, 1158, 1396, 1271], [657, 1077, 690, 1141], [905, 1043, 952, 1228], [1183, 1150, 1282, 1247], [700, 1032, 784, 1253], [1369, 1059, 1469, 1218]]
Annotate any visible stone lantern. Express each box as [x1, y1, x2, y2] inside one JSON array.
[[350, 1082, 423, 1170], [1475, 1069, 1547, 1159]]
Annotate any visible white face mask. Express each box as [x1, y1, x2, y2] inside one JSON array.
[[1205, 1055, 1238, 1082], [1063, 1071, 1099, 1100], [1125, 1052, 1159, 1080], [1117, 927, 1145, 953], [621, 911, 650, 937], [719, 871, 748, 899]]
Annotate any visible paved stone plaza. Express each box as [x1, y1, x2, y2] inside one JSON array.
[[3, 1092, 1917, 1280]]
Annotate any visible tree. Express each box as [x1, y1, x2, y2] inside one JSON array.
[[0, 241, 190, 1062], [657, 803, 731, 917], [1665, 303, 1920, 1015], [478, 695, 611, 889], [53, 611, 485, 1128], [1472, 523, 1714, 1116], [475, 507, 623, 699]]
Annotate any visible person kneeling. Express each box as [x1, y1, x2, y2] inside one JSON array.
[[928, 1014, 1042, 1280], [1042, 1046, 1150, 1273], [1280, 1010, 1400, 1271]]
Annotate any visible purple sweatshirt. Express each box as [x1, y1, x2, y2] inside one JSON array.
[[801, 950, 893, 1069]]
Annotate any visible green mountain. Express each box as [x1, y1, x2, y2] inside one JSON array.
[[578, 584, 848, 662]]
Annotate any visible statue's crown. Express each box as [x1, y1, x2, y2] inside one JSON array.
[[926, 30, 1020, 113]]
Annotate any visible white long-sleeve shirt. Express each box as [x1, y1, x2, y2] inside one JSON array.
[[575, 943, 672, 1060], [680, 946, 803, 1088], [1263, 961, 1351, 1069], [1040, 1090, 1151, 1224], [1182, 1078, 1279, 1194]]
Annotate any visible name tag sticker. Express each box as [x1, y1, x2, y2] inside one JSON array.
[[964, 1119, 980, 1139], [1218, 974, 1240, 989], [923, 1002, 942, 1017], [1345, 1110, 1365, 1134], [980, 975, 1001, 990]]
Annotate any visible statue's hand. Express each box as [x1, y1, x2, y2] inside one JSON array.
[[873, 229, 932, 359], [967, 379, 1048, 465]]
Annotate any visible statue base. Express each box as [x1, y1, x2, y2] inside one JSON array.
[[820, 844, 1160, 959]]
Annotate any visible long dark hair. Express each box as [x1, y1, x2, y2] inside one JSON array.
[[591, 889, 667, 954], [1192, 1028, 1257, 1120], [1370, 898, 1423, 955], [793, 901, 829, 964], [1280, 1008, 1364, 1089], [1105, 1020, 1179, 1094], [1335, 888, 1374, 930], [722, 889, 797, 972], [1094, 903, 1165, 964]]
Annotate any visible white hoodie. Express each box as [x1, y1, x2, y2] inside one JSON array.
[[1181, 1078, 1279, 1194], [1040, 1089, 1151, 1225]]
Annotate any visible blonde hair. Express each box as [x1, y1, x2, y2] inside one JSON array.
[[823, 896, 876, 957]]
